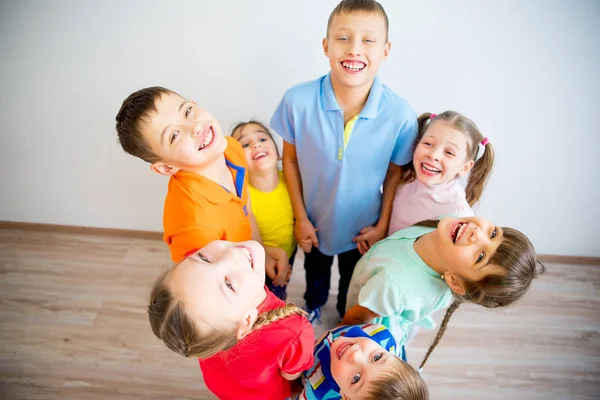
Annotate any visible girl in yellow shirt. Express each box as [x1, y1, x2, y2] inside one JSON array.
[[233, 121, 297, 300]]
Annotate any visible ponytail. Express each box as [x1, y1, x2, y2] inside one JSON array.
[[465, 142, 495, 206], [418, 300, 461, 371]]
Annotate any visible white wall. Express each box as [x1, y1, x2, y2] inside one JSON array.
[[0, 0, 598, 256]]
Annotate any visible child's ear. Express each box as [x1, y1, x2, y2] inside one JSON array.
[[322, 37, 329, 57], [458, 160, 475, 177], [150, 162, 179, 176], [383, 41, 391, 59], [236, 307, 259, 340], [444, 273, 466, 295]]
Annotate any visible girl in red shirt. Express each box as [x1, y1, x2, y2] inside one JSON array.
[[148, 239, 314, 400]]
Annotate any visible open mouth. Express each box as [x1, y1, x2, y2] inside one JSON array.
[[252, 152, 268, 160], [337, 342, 353, 360], [197, 127, 215, 151], [451, 222, 468, 244], [236, 246, 254, 269], [341, 60, 366, 72], [421, 162, 441, 175]]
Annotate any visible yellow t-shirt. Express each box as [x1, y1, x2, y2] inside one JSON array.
[[248, 171, 296, 258]]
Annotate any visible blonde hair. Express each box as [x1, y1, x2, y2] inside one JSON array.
[[414, 220, 546, 370], [327, 0, 389, 41], [364, 355, 429, 400], [147, 268, 306, 359]]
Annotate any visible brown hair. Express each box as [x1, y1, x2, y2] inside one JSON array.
[[148, 267, 306, 359], [231, 120, 280, 158], [115, 86, 178, 163], [414, 219, 546, 370], [364, 355, 429, 400], [327, 0, 389, 41], [402, 111, 495, 206]]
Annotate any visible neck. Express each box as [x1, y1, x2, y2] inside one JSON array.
[[413, 231, 446, 276], [253, 287, 268, 308], [184, 157, 231, 186], [331, 77, 372, 121], [249, 168, 280, 192]]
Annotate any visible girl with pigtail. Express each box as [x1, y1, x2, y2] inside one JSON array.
[[148, 240, 314, 400], [387, 111, 495, 235], [343, 215, 545, 371]]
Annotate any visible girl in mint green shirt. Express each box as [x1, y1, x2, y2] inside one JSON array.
[[343, 215, 545, 371]]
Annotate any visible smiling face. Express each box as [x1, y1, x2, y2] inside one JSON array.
[[435, 216, 505, 285], [167, 240, 266, 332], [330, 336, 394, 399], [413, 121, 474, 186], [323, 11, 390, 91], [232, 123, 279, 174], [140, 92, 228, 175]]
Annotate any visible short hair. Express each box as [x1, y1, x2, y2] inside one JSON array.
[[115, 86, 177, 163], [327, 0, 389, 41]]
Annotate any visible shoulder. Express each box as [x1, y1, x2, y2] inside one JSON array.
[[379, 83, 417, 122], [224, 136, 247, 166], [279, 75, 325, 104], [389, 225, 435, 240]]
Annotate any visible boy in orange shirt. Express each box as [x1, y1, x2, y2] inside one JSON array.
[[115, 87, 288, 282]]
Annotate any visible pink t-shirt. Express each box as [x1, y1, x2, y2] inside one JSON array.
[[388, 179, 474, 235]]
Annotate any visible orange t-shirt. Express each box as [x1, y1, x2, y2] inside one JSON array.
[[162, 136, 252, 262]]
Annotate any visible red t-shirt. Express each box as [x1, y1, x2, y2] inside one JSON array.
[[199, 289, 314, 400]]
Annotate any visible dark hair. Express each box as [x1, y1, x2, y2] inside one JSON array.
[[414, 219, 546, 370], [148, 266, 305, 359], [364, 355, 429, 400], [402, 111, 495, 206], [115, 86, 178, 163], [327, 0, 389, 41], [231, 120, 280, 158]]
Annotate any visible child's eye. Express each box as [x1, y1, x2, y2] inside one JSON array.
[[351, 373, 361, 384], [491, 227, 498, 239], [197, 252, 210, 263], [170, 131, 179, 144], [241, 142, 250, 148], [259, 138, 268, 142], [477, 250, 486, 263], [422, 142, 431, 147], [445, 151, 455, 156], [372, 353, 383, 362], [364, 39, 375, 43], [337, 37, 349, 41], [184, 106, 192, 118], [225, 278, 235, 292]]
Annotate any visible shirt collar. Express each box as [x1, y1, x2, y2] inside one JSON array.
[[321, 72, 383, 119]]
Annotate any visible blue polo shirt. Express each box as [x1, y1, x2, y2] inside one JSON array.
[[270, 73, 417, 255]]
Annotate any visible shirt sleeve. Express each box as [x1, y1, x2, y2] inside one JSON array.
[[270, 94, 296, 145], [358, 271, 405, 317], [390, 114, 418, 166], [279, 317, 315, 376], [166, 227, 221, 262]]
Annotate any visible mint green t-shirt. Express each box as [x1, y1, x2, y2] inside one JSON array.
[[345, 225, 453, 345]]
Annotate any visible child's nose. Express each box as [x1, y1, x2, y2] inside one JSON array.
[[348, 41, 362, 56], [252, 142, 261, 149]]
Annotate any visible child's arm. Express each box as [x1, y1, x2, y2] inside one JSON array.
[[282, 141, 319, 253], [248, 195, 290, 286], [281, 371, 302, 380], [353, 163, 403, 254], [341, 304, 380, 326]]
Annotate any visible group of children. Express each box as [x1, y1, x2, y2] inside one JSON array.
[[115, 1, 545, 399]]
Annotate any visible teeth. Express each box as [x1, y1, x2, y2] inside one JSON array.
[[339, 343, 352, 360], [237, 247, 253, 267], [342, 61, 365, 70], [198, 128, 214, 150], [422, 164, 441, 173], [453, 223, 467, 243], [253, 152, 267, 160]]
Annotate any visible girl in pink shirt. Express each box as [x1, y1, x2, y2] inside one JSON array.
[[148, 240, 314, 400], [388, 111, 495, 235]]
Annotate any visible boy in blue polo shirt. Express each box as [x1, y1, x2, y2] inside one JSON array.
[[270, 0, 418, 322]]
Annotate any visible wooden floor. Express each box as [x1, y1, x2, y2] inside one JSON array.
[[0, 228, 599, 399]]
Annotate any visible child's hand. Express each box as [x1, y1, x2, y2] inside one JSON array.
[[295, 219, 318, 253], [353, 225, 386, 255], [265, 246, 290, 286]]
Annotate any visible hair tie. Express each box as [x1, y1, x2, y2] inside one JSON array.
[[476, 137, 490, 161], [430, 113, 437, 119]]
